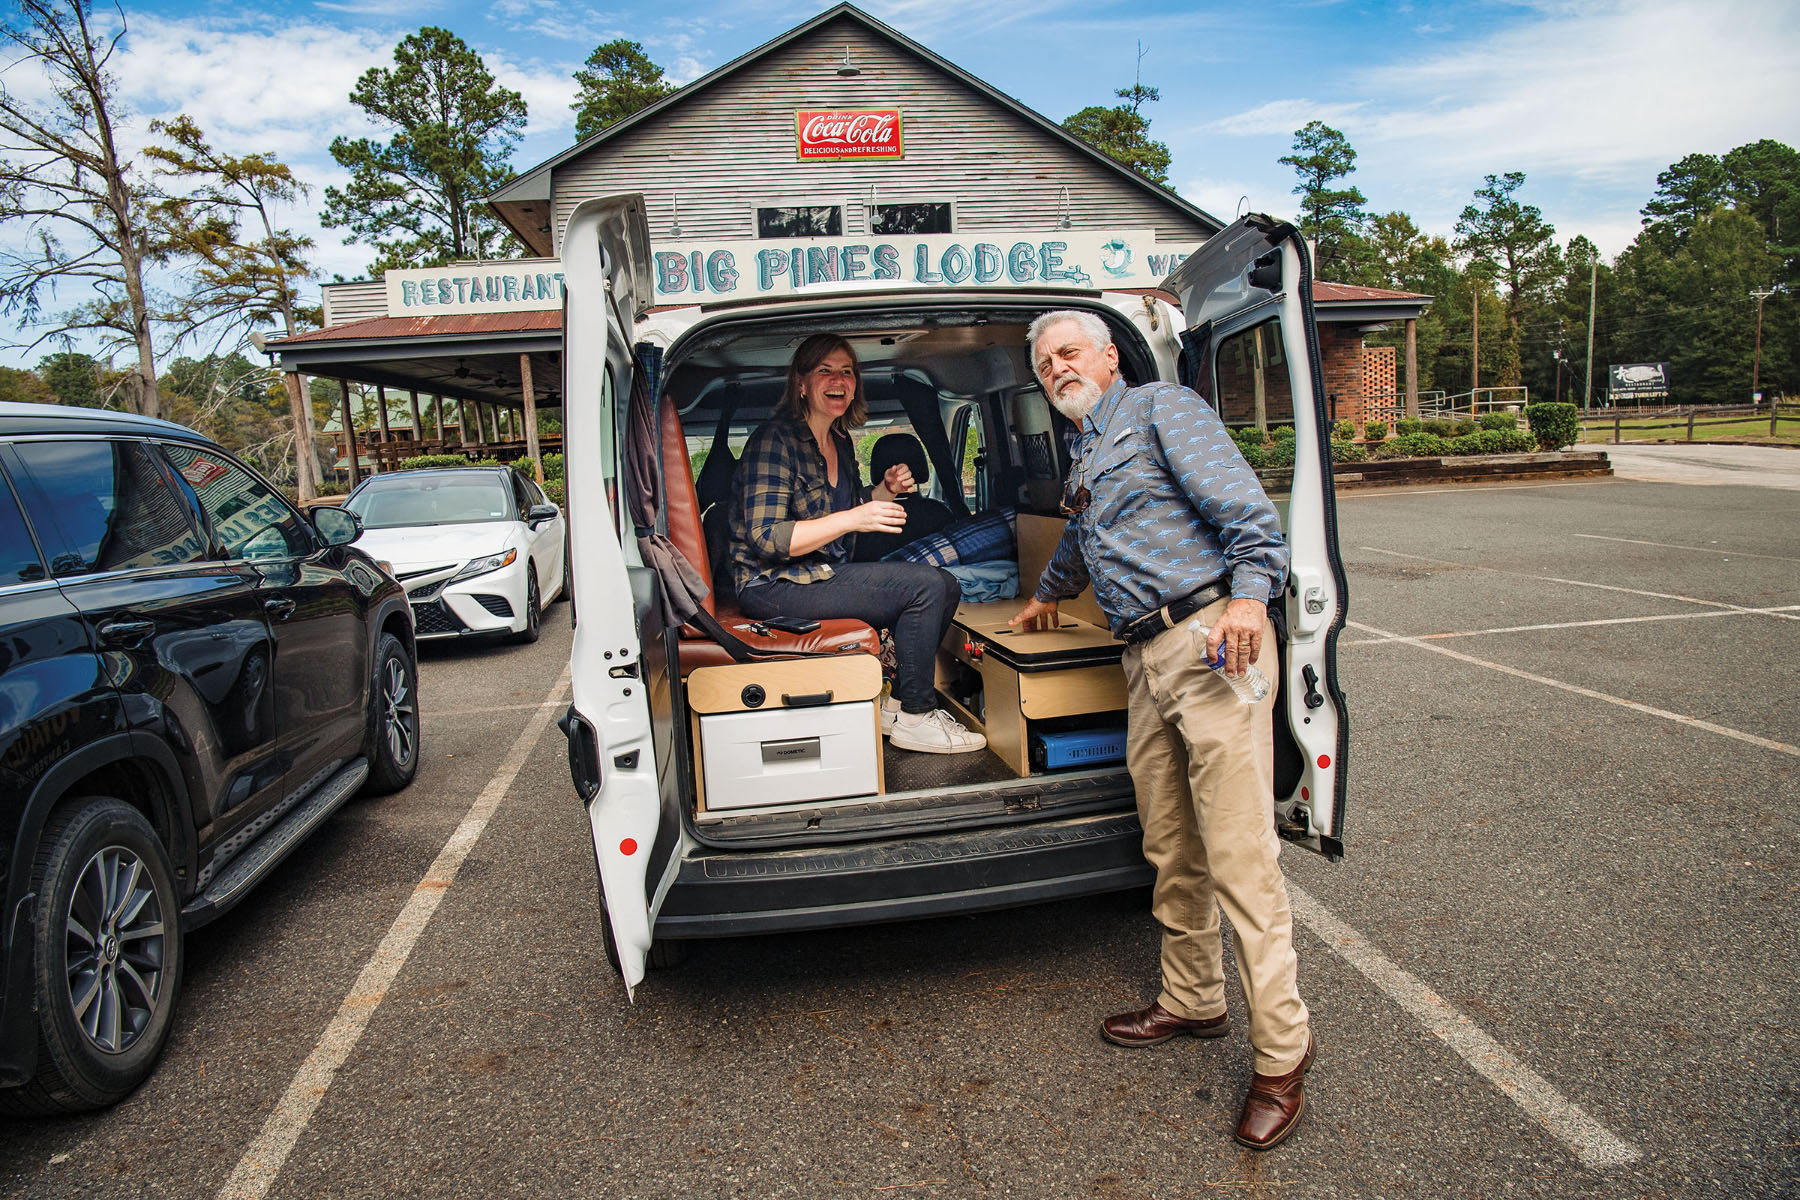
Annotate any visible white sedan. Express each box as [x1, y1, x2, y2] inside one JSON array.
[[343, 466, 567, 643]]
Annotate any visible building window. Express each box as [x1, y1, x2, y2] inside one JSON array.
[[757, 206, 842, 238], [871, 202, 952, 235]]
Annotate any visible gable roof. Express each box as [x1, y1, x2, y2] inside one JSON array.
[[489, 3, 1222, 251]]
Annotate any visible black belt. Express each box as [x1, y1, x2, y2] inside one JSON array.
[[1118, 580, 1230, 645]]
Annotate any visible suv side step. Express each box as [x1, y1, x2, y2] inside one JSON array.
[[182, 758, 370, 929]]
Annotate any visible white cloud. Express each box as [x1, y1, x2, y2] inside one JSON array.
[[1204, 100, 1370, 139]]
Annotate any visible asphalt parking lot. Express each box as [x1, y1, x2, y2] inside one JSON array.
[[2, 464, 1796, 1199]]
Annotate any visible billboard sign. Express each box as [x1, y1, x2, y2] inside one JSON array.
[[1608, 362, 1670, 404], [796, 109, 904, 160], [384, 261, 565, 316]]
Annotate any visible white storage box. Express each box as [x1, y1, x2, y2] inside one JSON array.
[[686, 654, 885, 811], [699, 702, 880, 809]]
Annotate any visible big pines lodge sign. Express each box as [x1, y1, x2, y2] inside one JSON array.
[[796, 109, 903, 159], [651, 231, 1200, 304]]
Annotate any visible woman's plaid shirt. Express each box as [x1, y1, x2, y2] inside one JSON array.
[[728, 416, 865, 594]]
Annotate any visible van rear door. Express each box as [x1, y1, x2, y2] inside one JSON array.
[[560, 194, 676, 996], [1163, 216, 1350, 858]]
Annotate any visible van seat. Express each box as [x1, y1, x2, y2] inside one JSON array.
[[659, 396, 880, 673]]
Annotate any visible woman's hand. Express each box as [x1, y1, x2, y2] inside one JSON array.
[[879, 462, 916, 498], [848, 500, 907, 533]]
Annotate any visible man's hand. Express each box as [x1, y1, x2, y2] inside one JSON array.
[[1206, 597, 1267, 676], [1009, 596, 1060, 632]]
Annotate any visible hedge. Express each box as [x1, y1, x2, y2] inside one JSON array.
[[1363, 420, 1388, 442], [1374, 432, 1454, 458], [1329, 440, 1368, 463], [398, 453, 473, 471], [1524, 402, 1579, 450]]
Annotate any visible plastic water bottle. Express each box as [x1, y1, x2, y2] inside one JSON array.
[[1187, 620, 1271, 704]]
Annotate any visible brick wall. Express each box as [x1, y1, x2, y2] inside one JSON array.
[[1320, 325, 1366, 427], [1364, 346, 1396, 419]]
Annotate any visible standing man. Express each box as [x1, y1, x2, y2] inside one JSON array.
[[1010, 310, 1313, 1150]]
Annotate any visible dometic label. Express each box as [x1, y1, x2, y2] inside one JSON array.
[[651, 231, 1199, 303], [796, 109, 903, 160]]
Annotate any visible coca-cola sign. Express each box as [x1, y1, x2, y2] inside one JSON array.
[[796, 108, 903, 160]]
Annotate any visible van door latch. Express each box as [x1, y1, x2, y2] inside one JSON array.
[[1300, 664, 1324, 710], [1303, 586, 1327, 615]]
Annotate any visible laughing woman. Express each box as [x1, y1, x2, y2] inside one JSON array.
[[728, 333, 986, 755]]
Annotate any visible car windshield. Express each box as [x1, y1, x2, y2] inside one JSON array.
[[345, 474, 512, 528]]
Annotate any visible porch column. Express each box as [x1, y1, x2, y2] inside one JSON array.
[[468, 398, 485, 447], [338, 380, 361, 487], [374, 385, 392, 471], [1405, 318, 1420, 418], [1251, 324, 1268, 431], [520, 354, 544, 483], [408, 389, 424, 441], [283, 371, 317, 503]]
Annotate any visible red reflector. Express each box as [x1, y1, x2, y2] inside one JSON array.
[[619, 838, 638, 856], [1317, 754, 1331, 769], [1301, 786, 1309, 801]]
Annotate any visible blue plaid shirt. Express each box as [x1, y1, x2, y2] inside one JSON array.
[[729, 417, 865, 593], [1035, 378, 1289, 633]]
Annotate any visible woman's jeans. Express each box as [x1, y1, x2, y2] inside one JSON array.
[[737, 562, 961, 713]]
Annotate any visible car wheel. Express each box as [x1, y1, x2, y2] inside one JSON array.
[[0, 797, 183, 1116], [598, 904, 689, 974], [513, 571, 542, 644], [362, 632, 420, 796]]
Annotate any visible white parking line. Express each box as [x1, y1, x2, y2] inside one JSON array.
[[1359, 546, 1800, 621], [216, 670, 572, 1200], [1339, 605, 1800, 645], [1350, 619, 1799, 759], [1574, 533, 1800, 564], [1289, 885, 1642, 1169]]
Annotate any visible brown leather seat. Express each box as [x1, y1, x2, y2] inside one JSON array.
[[658, 397, 880, 673]]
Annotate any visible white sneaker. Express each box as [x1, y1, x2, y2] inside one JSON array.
[[881, 696, 903, 734], [888, 708, 988, 755]]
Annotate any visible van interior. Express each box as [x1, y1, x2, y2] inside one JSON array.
[[640, 299, 1306, 844]]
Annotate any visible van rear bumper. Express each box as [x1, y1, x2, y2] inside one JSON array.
[[654, 811, 1152, 938]]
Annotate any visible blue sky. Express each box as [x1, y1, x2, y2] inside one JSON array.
[[5, 0, 1799, 363]]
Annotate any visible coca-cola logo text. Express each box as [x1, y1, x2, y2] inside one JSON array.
[[796, 109, 903, 159]]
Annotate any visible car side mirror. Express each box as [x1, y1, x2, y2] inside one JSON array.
[[526, 503, 560, 525], [312, 505, 362, 547]]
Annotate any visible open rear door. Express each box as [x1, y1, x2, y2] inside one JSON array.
[[1163, 216, 1350, 859], [561, 194, 678, 995]]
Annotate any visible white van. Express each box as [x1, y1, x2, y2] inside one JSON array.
[[559, 195, 1348, 994]]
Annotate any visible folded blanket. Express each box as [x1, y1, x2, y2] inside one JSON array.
[[945, 560, 1018, 603]]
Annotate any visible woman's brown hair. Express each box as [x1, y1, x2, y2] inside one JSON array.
[[776, 333, 868, 433]]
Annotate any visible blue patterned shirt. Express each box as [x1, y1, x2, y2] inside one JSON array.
[[1034, 378, 1289, 633]]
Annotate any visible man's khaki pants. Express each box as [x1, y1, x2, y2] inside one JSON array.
[[1120, 596, 1311, 1076]]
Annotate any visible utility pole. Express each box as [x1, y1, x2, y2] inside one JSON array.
[[1751, 287, 1775, 404], [1583, 258, 1598, 415], [1471, 284, 1480, 414]]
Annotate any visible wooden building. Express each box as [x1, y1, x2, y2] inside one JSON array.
[[269, 3, 1427, 494]]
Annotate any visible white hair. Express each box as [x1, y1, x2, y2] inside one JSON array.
[[1027, 309, 1113, 365]]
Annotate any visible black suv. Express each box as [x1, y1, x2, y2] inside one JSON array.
[[0, 402, 420, 1114]]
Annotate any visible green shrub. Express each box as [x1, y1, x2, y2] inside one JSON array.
[[1333, 420, 1357, 441], [1395, 417, 1423, 436], [1329, 440, 1368, 463], [1422, 418, 1457, 438], [1476, 428, 1534, 454], [1262, 439, 1296, 469], [1449, 433, 1484, 456], [1478, 411, 1517, 432], [1452, 420, 1478, 438], [470, 456, 506, 467], [1271, 425, 1296, 441], [1363, 419, 1388, 442], [1374, 432, 1453, 459], [541, 452, 565, 480], [1237, 442, 1268, 471], [1524, 402, 1579, 450], [1230, 425, 1266, 451], [543, 477, 566, 506], [398, 453, 472, 471]]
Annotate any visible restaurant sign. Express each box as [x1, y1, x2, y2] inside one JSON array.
[[651, 230, 1198, 303], [384, 260, 565, 317], [797, 109, 903, 160]]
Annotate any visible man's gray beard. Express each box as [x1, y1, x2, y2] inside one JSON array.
[[1049, 376, 1101, 422]]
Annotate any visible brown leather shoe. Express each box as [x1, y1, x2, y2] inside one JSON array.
[[1234, 1035, 1316, 1150], [1100, 1001, 1231, 1047]]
